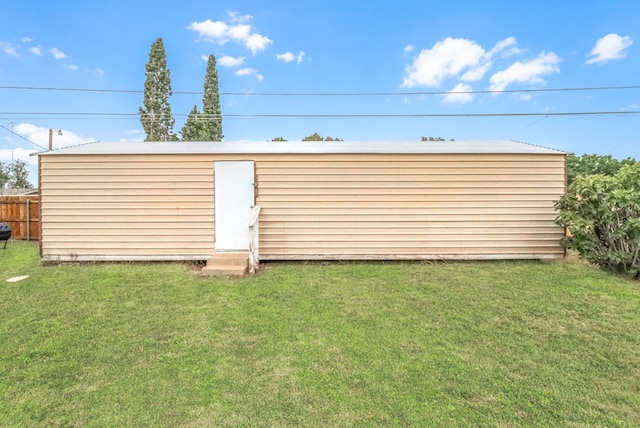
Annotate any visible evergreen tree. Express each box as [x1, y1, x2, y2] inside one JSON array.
[[139, 38, 176, 141], [202, 54, 223, 141], [181, 105, 208, 141]]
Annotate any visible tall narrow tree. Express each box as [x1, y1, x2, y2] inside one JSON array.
[[139, 38, 176, 141], [202, 54, 223, 141], [181, 105, 208, 141]]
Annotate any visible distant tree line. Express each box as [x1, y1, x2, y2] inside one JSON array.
[[271, 134, 456, 142], [139, 38, 223, 142], [421, 136, 455, 141]]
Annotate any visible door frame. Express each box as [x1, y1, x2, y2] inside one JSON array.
[[214, 160, 256, 251]]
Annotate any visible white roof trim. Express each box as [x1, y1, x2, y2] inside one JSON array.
[[39, 140, 565, 156]]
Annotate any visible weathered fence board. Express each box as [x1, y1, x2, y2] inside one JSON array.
[[0, 196, 40, 240]]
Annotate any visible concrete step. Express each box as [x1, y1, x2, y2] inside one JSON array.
[[201, 251, 249, 277], [200, 265, 247, 276]]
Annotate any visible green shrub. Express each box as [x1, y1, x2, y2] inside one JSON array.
[[567, 153, 637, 185], [555, 162, 640, 279]]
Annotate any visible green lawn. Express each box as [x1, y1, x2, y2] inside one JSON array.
[[1, 242, 639, 427]]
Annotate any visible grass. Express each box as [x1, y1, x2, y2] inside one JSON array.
[[1, 241, 639, 427]]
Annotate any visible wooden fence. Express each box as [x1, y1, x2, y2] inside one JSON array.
[[0, 195, 40, 240]]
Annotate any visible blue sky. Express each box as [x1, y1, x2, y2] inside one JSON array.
[[1, 0, 639, 185]]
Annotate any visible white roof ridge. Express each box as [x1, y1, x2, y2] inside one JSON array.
[[39, 140, 565, 155]]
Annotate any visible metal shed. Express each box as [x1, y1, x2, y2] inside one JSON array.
[[38, 140, 566, 266]]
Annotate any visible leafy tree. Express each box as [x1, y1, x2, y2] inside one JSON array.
[[567, 153, 637, 185], [302, 133, 343, 141], [201, 54, 223, 141], [421, 136, 453, 141], [0, 163, 9, 189], [272, 137, 288, 142], [0, 160, 33, 189], [139, 37, 176, 141], [8, 160, 32, 188], [302, 132, 324, 141], [181, 105, 209, 141], [555, 161, 640, 279]]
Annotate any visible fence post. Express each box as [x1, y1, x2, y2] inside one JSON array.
[[26, 198, 30, 241]]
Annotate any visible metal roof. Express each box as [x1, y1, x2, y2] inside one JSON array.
[[39, 140, 565, 156]]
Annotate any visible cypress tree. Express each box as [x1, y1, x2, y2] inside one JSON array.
[[181, 105, 208, 141], [202, 54, 223, 141], [139, 38, 176, 141]]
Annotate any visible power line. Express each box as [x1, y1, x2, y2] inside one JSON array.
[[0, 122, 47, 150], [0, 111, 638, 120], [1, 84, 640, 96]]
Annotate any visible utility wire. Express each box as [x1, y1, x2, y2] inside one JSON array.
[[0, 111, 638, 119], [1, 84, 640, 96], [0, 122, 47, 150]]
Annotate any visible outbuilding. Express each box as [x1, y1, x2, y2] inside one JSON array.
[[38, 141, 566, 269]]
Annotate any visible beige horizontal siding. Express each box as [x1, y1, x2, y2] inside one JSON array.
[[254, 153, 565, 259], [40, 154, 215, 260], [40, 151, 565, 261]]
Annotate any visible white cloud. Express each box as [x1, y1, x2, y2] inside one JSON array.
[[276, 52, 296, 62], [235, 67, 263, 80], [489, 52, 560, 92], [190, 20, 228, 39], [460, 37, 520, 82], [228, 11, 253, 23], [488, 37, 519, 57], [620, 103, 640, 111], [244, 33, 272, 55], [3, 124, 91, 186], [276, 50, 305, 63], [49, 47, 67, 59], [65, 64, 79, 71], [13, 123, 88, 150], [402, 37, 485, 88], [276, 52, 295, 62], [188, 11, 273, 55], [219, 55, 245, 66], [29, 46, 42, 55], [402, 37, 526, 89], [460, 63, 491, 82], [586, 33, 633, 64], [235, 68, 254, 76], [0, 147, 39, 169], [20, 37, 33, 43], [1, 42, 18, 57], [404, 45, 414, 53], [227, 23, 251, 40], [443, 83, 474, 104]]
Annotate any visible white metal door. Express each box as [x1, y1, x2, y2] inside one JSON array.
[[214, 161, 255, 251]]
